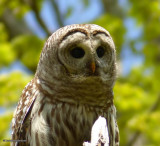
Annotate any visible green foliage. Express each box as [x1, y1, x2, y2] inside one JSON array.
[[129, 0, 160, 25], [82, 0, 90, 8], [0, 23, 8, 42], [0, 0, 30, 18], [0, 44, 15, 67], [0, 72, 32, 145], [12, 35, 44, 72], [64, 7, 73, 18], [114, 79, 159, 145], [0, 112, 13, 146], [0, 0, 159, 145], [128, 111, 160, 144], [0, 72, 32, 107], [0, 23, 16, 67]]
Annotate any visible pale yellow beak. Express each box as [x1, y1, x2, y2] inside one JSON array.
[[91, 62, 96, 73]]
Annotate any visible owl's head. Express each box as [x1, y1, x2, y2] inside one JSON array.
[[36, 24, 116, 85]]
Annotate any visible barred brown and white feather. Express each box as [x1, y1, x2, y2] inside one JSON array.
[[12, 24, 119, 146]]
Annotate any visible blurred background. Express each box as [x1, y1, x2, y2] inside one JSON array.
[[0, 0, 160, 145]]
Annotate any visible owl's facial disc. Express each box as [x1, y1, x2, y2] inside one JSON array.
[[70, 47, 96, 75], [58, 31, 115, 79]]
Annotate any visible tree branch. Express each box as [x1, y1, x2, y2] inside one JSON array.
[[101, 0, 124, 18], [50, 0, 64, 28], [127, 94, 160, 146], [149, 94, 160, 112], [0, 9, 32, 39], [28, 0, 51, 36]]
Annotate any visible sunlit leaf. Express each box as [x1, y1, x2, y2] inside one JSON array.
[[0, 112, 12, 145], [82, 0, 89, 8], [0, 72, 33, 107], [64, 7, 73, 18], [0, 44, 16, 67], [12, 35, 44, 72]]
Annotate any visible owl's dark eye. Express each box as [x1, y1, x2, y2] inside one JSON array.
[[70, 47, 85, 58], [96, 46, 105, 58]]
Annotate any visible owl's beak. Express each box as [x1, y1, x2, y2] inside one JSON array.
[[91, 62, 96, 73]]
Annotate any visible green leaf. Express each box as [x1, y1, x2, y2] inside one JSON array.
[[82, 0, 90, 8], [0, 112, 13, 144], [0, 72, 32, 107], [0, 23, 8, 42], [64, 7, 73, 18], [12, 35, 44, 72], [0, 43, 16, 67]]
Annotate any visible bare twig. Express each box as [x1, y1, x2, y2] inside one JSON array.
[[50, 0, 64, 27], [0, 9, 32, 39], [149, 94, 160, 112], [126, 131, 140, 146], [28, 0, 51, 36], [127, 94, 160, 146]]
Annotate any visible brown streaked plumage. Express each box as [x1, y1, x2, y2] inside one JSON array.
[[12, 24, 119, 146]]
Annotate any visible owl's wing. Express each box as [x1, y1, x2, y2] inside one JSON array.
[[12, 79, 38, 145]]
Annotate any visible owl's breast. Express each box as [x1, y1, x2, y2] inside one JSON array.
[[29, 94, 108, 146]]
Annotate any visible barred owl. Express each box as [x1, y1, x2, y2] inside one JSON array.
[[12, 24, 119, 146]]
